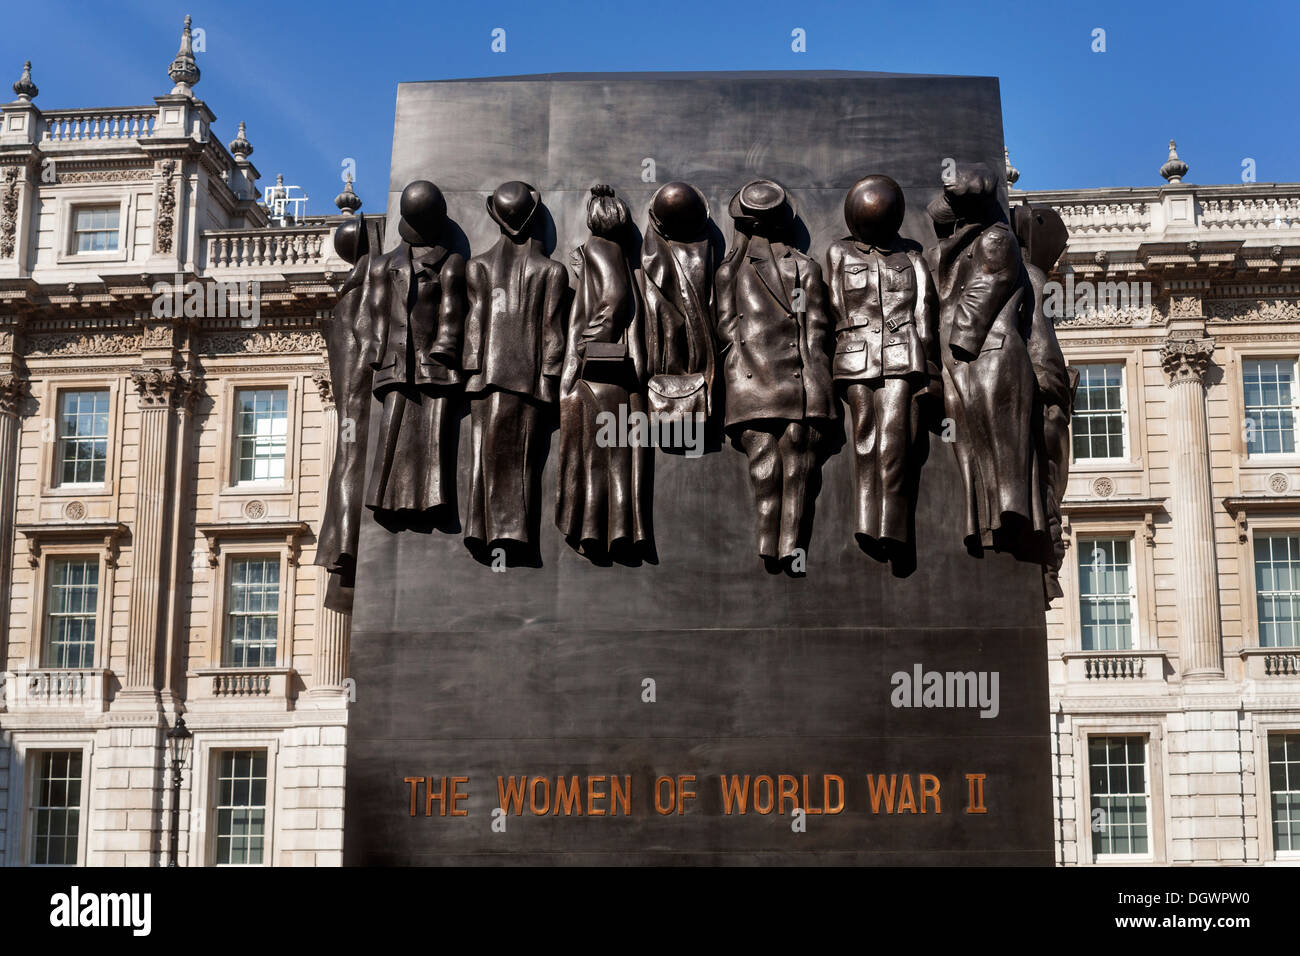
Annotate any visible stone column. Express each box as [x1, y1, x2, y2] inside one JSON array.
[[1161, 332, 1224, 678], [310, 369, 351, 694], [123, 367, 194, 695], [0, 372, 29, 672]]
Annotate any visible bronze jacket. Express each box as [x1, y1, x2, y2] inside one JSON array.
[[715, 234, 836, 428], [368, 241, 467, 395], [463, 237, 568, 404], [825, 240, 938, 383]]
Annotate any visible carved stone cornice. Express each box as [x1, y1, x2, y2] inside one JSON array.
[[129, 366, 202, 410], [1160, 335, 1215, 385], [0, 374, 29, 417]]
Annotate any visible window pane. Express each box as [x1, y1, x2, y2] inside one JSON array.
[[1071, 364, 1127, 461], [1078, 537, 1135, 650], [44, 558, 99, 668], [57, 390, 110, 485], [1270, 733, 1300, 853], [31, 750, 83, 865], [1244, 359, 1297, 456], [73, 205, 120, 253], [1255, 535, 1300, 648], [224, 558, 279, 667], [1089, 735, 1150, 858], [214, 750, 269, 865], [234, 389, 288, 483]]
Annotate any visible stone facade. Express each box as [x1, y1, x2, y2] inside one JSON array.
[[0, 24, 364, 866], [1016, 144, 1300, 865]]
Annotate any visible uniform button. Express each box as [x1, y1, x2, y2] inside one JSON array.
[[740, 339, 746, 345], [789, 342, 796, 349], [746, 372, 752, 378], [793, 371, 800, 378]]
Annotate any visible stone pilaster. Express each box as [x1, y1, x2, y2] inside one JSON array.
[[1160, 333, 1224, 678], [0, 372, 29, 676], [123, 367, 198, 696], [310, 369, 350, 694]]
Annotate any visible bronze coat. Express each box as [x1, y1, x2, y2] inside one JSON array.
[[463, 236, 568, 404], [928, 218, 1046, 550], [714, 234, 836, 429], [368, 242, 466, 394]]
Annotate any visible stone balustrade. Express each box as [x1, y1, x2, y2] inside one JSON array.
[[41, 107, 157, 142]]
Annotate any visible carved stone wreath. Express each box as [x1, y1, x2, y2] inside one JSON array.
[[243, 499, 267, 520], [1269, 473, 1290, 494], [1092, 477, 1115, 498], [63, 500, 86, 521]]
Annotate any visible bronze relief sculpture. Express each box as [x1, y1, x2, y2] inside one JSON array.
[[715, 179, 836, 567], [316, 216, 376, 613], [364, 180, 466, 528], [825, 175, 939, 554], [463, 181, 568, 555], [926, 163, 1047, 560], [555, 185, 651, 559], [641, 181, 716, 438]]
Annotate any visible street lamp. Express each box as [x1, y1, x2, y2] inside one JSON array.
[[165, 715, 192, 867]]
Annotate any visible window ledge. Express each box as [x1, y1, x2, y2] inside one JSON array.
[[189, 667, 297, 710], [1071, 459, 1144, 473], [1, 668, 111, 714], [1240, 647, 1300, 678]]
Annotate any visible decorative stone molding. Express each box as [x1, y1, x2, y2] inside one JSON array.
[[0, 166, 20, 259], [312, 367, 333, 407], [26, 332, 142, 356], [56, 168, 153, 184], [197, 521, 309, 569], [1168, 294, 1202, 318], [1091, 477, 1115, 498], [129, 367, 202, 410], [62, 500, 86, 521], [1269, 473, 1290, 494], [1160, 335, 1214, 384], [17, 521, 127, 569], [243, 499, 267, 520], [155, 159, 176, 254], [0, 374, 30, 416], [1205, 298, 1300, 323], [198, 330, 325, 355]]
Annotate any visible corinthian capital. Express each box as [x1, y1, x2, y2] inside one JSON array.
[[1161, 335, 1214, 385], [0, 373, 29, 416], [130, 367, 203, 410]]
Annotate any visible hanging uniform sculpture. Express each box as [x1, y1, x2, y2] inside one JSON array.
[[462, 181, 568, 554], [555, 185, 652, 558], [714, 179, 836, 565]]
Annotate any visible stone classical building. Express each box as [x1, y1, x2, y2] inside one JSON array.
[[0, 20, 369, 865], [1014, 145, 1300, 865]]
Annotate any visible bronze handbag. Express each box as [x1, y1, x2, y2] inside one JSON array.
[[579, 339, 629, 384], [647, 371, 709, 422]]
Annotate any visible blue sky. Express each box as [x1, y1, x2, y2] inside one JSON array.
[[4, 0, 1296, 216]]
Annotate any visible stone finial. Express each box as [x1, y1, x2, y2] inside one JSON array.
[[334, 173, 362, 215], [168, 15, 201, 95], [1160, 139, 1188, 184], [12, 60, 37, 102], [1004, 146, 1020, 187], [228, 121, 253, 160]]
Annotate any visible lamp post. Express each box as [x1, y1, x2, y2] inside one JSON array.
[[165, 715, 192, 867]]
